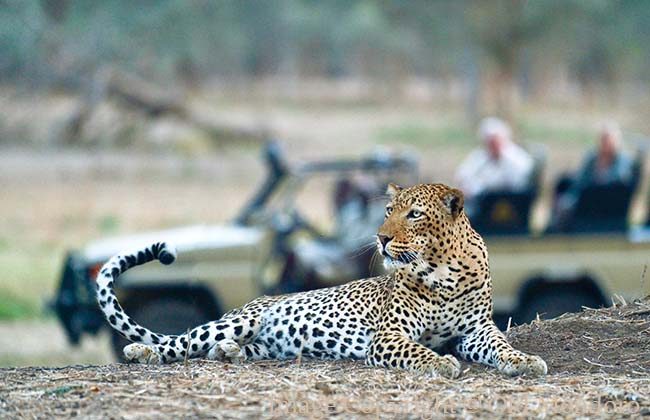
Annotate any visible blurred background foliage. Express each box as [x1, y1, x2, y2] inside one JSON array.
[[2, 0, 650, 114]]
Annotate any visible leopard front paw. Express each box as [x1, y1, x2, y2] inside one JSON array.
[[207, 339, 245, 363], [123, 343, 162, 365], [423, 354, 461, 379], [500, 354, 547, 377]]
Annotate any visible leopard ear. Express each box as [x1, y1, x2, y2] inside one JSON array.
[[386, 183, 402, 198], [442, 188, 464, 219]]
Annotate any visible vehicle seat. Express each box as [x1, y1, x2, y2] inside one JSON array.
[[563, 183, 635, 232], [553, 155, 642, 233], [470, 191, 536, 235], [469, 144, 545, 236]]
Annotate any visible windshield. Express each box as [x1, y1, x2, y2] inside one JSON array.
[[235, 143, 418, 234]]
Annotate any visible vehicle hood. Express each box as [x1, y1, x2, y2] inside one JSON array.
[[82, 224, 266, 263]]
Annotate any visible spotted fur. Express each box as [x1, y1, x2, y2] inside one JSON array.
[[96, 183, 547, 377]]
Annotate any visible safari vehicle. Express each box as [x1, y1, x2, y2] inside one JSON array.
[[54, 141, 650, 358], [476, 151, 650, 328], [52, 142, 417, 358]]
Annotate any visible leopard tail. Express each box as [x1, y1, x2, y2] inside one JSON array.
[[95, 241, 177, 346]]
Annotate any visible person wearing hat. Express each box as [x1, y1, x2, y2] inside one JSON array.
[[455, 117, 534, 203]]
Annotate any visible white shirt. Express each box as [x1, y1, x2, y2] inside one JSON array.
[[455, 143, 534, 199]]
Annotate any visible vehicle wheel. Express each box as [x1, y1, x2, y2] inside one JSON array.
[[110, 297, 212, 361], [515, 290, 603, 325]]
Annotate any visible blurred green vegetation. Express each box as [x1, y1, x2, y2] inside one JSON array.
[[0, 248, 60, 319], [0, 292, 37, 319], [376, 123, 474, 147], [376, 118, 597, 148], [2, 0, 650, 95], [517, 120, 595, 145], [98, 215, 120, 234]]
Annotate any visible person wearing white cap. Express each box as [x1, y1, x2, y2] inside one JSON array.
[[455, 117, 534, 203]]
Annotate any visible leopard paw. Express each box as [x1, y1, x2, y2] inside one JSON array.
[[500, 354, 547, 377], [207, 339, 245, 363], [425, 354, 461, 379], [123, 343, 162, 365]]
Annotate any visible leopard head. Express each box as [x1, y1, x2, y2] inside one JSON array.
[[376, 183, 465, 270]]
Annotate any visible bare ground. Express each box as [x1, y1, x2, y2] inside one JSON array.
[[0, 320, 112, 368], [1, 299, 649, 419]]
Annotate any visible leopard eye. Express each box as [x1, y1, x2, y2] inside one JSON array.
[[407, 209, 422, 219], [385, 206, 393, 217]]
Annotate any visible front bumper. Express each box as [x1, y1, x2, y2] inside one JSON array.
[[51, 252, 104, 345]]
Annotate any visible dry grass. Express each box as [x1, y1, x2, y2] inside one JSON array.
[[2, 361, 648, 419], [508, 297, 650, 376], [1, 299, 649, 419], [2, 361, 647, 419]]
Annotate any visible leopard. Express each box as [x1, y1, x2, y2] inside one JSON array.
[[96, 183, 547, 378]]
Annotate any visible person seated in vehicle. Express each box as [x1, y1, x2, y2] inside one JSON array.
[[577, 122, 634, 188], [288, 176, 385, 290], [455, 117, 535, 217], [553, 122, 635, 228]]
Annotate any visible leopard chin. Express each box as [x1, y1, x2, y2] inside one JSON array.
[[382, 254, 408, 270], [380, 246, 421, 270], [381, 250, 407, 270]]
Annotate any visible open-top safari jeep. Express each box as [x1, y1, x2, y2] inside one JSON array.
[[52, 142, 417, 358], [53, 141, 650, 359]]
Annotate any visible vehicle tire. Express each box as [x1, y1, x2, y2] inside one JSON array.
[[110, 297, 213, 361], [515, 289, 603, 325]]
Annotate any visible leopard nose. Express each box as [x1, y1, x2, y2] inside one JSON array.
[[377, 234, 393, 248]]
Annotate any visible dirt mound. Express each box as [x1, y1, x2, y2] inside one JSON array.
[[507, 297, 650, 375], [1, 300, 649, 419]]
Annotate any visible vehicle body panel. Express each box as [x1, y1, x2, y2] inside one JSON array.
[[489, 230, 650, 313], [52, 143, 418, 349], [83, 224, 271, 311]]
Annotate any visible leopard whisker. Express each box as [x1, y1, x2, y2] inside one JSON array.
[[398, 250, 417, 264], [403, 250, 422, 264], [369, 249, 381, 275], [348, 241, 379, 259]]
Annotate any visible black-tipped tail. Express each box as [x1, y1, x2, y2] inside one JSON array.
[[95, 241, 177, 346]]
